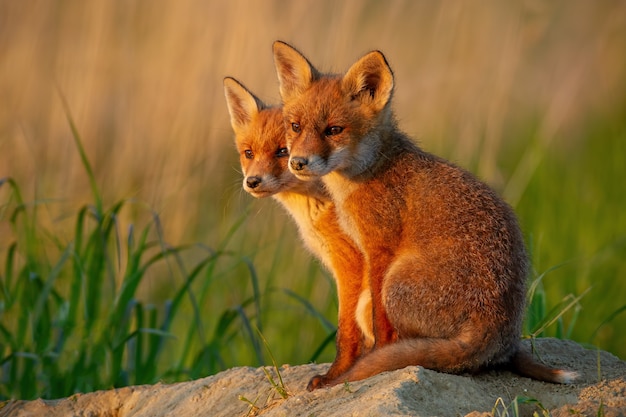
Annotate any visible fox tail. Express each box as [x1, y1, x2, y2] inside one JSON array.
[[324, 338, 578, 387], [509, 347, 578, 384]]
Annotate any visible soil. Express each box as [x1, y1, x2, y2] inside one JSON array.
[[2, 338, 625, 417]]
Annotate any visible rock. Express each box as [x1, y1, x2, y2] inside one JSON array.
[[2, 339, 624, 417]]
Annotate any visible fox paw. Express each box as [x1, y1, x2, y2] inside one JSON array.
[[306, 374, 329, 391]]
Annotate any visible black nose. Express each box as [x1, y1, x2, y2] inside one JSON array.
[[290, 157, 308, 171], [246, 176, 261, 189]]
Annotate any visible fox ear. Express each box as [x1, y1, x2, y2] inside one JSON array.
[[223, 77, 263, 133], [273, 41, 318, 102], [342, 51, 394, 112]]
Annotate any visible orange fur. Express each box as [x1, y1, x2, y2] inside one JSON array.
[[272, 41, 577, 387], [223, 77, 374, 389]]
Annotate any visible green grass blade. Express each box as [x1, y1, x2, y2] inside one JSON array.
[[281, 288, 336, 333], [308, 331, 336, 363], [589, 304, 626, 344], [526, 261, 570, 305], [530, 287, 591, 338], [255, 327, 288, 399], [235, 304, 264, 366], [109, 226, 151, 334], [1, 242, 18, 307], [133, 302, 144, 384], [0, 177, 25, 207], [55, 87, 102, 215], [33, 244, 72, 327], [241, 256, 262, 334]]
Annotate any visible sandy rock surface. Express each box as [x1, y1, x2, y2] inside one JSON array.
[[2, 339, 625, 417]]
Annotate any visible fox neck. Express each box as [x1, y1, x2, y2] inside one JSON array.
[[323, 122, 410, 203], [272, 189, 334, 248], [337, 120, 399, 179], [273, 190, 330, 214], [272, 180, 330, 206]]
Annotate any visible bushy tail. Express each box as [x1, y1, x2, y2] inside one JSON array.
[[324, 338, 579, 387], [509, 348, 578, 384], [326, 337, 482, 386]]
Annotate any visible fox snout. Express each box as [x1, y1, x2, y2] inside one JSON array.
[[290, 156, 309, 171], [245, 176, 262, 189], [289, 154, 332, 179]]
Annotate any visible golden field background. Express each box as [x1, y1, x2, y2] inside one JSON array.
[[1, 0, 625, 366]]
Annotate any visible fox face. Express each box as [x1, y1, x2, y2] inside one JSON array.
[[223, 77, 303, 198], [273, 41, 395, 180]]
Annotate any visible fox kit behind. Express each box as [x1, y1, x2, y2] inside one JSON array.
[[272, 41, 578, 388], [223, 77, 373, 387]]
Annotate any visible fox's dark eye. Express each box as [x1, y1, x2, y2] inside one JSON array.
[[276, 147, 289, 157], [291, 122, 301, 133], [324, 126, 343, 136], [244, 150, 253, 159]]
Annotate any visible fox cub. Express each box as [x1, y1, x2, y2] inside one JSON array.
[[223, 77, 374, 386], [272, 41, 577, 388]]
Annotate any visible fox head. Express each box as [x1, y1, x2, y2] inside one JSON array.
[[223, 77, 305, 198], [273, 41, 395, 180]]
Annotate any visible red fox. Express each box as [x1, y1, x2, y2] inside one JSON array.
[[223, 77, 374, 387], [272, 41, 578, 389]]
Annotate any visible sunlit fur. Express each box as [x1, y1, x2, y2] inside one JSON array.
[[273, 41, 578, 387], [223, 77, 375, 389]]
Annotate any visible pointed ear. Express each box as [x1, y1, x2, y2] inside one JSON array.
[[223, 77, 264, 133], [342, 51, 394, 112], [273, 41, 319, 102]]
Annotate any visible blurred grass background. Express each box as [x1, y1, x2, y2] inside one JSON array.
[[1, 0, 625, 399]]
